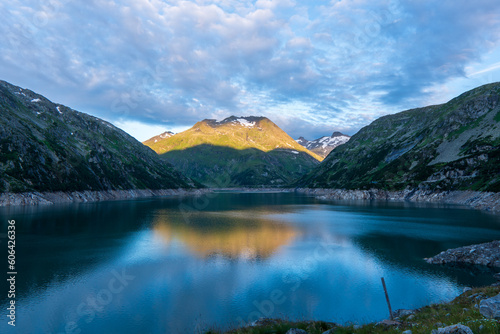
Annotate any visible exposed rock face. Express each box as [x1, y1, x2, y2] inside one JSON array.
[[425, 240, 500, 267], [479, 293, 500, 319], [431, 324, 473, 334], [296, 82, 500, 192], [296, 188, 500, 212]]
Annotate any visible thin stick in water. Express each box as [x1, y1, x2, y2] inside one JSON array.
[[381, 277, 393, 320]]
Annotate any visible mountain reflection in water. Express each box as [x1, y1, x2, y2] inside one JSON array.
[[153, 210, 298, 259]]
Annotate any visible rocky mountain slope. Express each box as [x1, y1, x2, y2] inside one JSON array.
[[143, 116, 321, 187], [296, 131, 350, 158], [296, 82, 500, 191], [0, 80, 197, 193]]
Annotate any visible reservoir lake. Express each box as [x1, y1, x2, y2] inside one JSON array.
[[1, 192, 500, 333]]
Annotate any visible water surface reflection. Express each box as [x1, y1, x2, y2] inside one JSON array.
[[153, 210, 298, 259], [0, 193, 499, 334]]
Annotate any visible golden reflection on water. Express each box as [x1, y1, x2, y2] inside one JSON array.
[[153, 210, 298, 259]]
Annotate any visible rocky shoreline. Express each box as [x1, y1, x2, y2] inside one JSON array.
[[425, 240, 500, 268], [213, 187, 294, 193], [0, 188, 209, 206], [2, 187, 500, 212], [295, 188, 500, 213]]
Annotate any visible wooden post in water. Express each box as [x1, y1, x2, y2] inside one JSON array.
[[381, 277, 393, 320]]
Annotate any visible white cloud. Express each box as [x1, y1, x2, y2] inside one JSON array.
[[256, 0, 295, 9], [0, 0, 500, 140], [467, 62, 500, 77]]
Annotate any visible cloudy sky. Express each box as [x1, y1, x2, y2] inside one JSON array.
[[1, 0, 500, 141]]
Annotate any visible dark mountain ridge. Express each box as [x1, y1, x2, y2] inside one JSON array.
[[297, 82, 500, 192], [0, 80, 197, 193]]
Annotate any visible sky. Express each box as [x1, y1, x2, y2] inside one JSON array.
[[1, 0, 500, 141]]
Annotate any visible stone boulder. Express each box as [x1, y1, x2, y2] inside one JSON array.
[[285, 329, 308, 334], [392, 309, 416, 319], [479, 293, 500, 319], [431, 324, 473, 334], [376, 319, 401, 326]]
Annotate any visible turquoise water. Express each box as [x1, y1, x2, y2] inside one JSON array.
[[1, 192, 500, 333]]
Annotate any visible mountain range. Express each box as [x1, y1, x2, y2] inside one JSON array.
[[296, 132, 350, 158], [297, 82, 500, 192], [0, 80, 197, 193], [1, 78, 499, 196], [143, 116, 322, 187]]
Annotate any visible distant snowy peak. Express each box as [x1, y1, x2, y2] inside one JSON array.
[[149, 131, 175, 143], [203, 116, 266, 128], [314, 134, 350, 149], [296, 132, 350, 158], [159, 131, 175, 139], [296, 137, 309, 146]]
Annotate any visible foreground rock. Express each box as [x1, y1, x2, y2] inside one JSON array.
[[0, 189, 208, 206], [425, 240, 500, 267], [296, 188, 500, 213], [431, 324, 473, 334], [376, 319, 401, 327], [479, 293, 500, 319], [285, 329, 308, 334], [392, 309, 416, 319]]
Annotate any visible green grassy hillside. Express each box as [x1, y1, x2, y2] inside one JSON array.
[[144, 116, 321, 187]]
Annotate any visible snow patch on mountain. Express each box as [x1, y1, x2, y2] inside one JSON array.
[[315, 135, 350, 148], [296, 132, 350, 158], [235, 118, 256, 127], [208, 116, 263, 128]]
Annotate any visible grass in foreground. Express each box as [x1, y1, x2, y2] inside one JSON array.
[[204, 286, 500, 334]]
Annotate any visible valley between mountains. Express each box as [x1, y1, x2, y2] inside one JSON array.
[[143, 116, 323, 187], [1, 79, 500, 210]]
